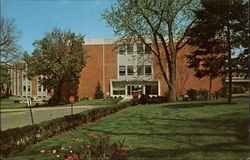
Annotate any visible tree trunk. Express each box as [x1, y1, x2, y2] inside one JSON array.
[[209, 77, 212, 100], [54, 82, 63, 104], [227, 20, 232, 104], [169, 57, 177, 102]]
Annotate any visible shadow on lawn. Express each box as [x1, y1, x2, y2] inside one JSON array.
[[163, 101, 228, 109], [87, 112, 249, 159]]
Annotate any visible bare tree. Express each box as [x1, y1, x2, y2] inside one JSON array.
[[102, 0, 200, 101], [0, 17, 21, 64]]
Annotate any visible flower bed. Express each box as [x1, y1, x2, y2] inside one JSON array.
[[38, 130, 130, 160], [0, 102, 132, 158]]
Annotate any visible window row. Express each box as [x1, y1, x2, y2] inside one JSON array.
[[23, 86, 46, 92], [119, 65, 152, 76], [118, 43, 152, 54]]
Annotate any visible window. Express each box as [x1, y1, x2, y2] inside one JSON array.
[[145, 43, 152, 54], [23, 75, 26, 79], [137, 43, 143, 54], [127, 66, 133, 75], [27, 86, 31, 92], [113, 86, 125, 95], [119, 66, 126, 76], [23, 86, 26, 91], [145, 85, 158, 95], [137, 66, 144, 75], [38, 86, 42, 92], [43, 87, 46, 91], [127, 44, 133, 54], [118, 45, 125, 54], [145, 65, 152, 75]]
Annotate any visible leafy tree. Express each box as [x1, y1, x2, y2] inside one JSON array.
[[94, 81, 104, 99], [24, 28, 87, 103], [102, 0, 200, 102], [0, 64, 11, 97], [186, 0, 248, 104]]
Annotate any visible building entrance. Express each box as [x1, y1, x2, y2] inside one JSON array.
[[127, 85, 143, 95]]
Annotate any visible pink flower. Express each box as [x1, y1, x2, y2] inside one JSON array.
[[85, 145, 91, 149], [65, 156, 73, 160], [73, 154, 78, 159], [93, 136, 98, 140], [51, 149, 57, 154], [88, 134, 93, 137], [101, 136, 106, 139]]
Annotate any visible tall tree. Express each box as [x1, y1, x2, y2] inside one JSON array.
[[24, 28, 87, 103], [186, 0, 248, 104], [0, 17, 22, 97], [102, 0, 200, 101], [0, 17, 21, 64]]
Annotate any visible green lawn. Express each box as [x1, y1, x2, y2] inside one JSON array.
[[0, 98, 122, 109], [7, 98, 249, 160]]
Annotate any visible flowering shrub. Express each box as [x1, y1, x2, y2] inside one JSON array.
[[39, 130, 127, 160]]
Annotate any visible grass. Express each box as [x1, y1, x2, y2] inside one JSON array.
[[0, 98, 122, 109], [7, 98, 249, 160]]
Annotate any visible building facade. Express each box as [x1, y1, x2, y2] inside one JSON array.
[[10, 38, 232, 100], [10, 63, 51, 100]]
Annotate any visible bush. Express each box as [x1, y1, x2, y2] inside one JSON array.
[[138, 95, 168, 105], [198, 89, 209, 100], [186, 89, 198, 100], [139, 94, 149, 104], [0, 101, 132, 158], [94, 81, 104, 99]]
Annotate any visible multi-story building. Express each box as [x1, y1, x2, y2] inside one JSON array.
[[10, 38, 227, 100], [10, 63, 51, 100]]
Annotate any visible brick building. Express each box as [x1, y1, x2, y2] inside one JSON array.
[[10, 38, 228, 100]]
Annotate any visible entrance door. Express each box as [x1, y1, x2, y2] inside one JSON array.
[[127, 85, 143, 95]]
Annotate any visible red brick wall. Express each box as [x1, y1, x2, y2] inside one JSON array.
[[152, 45, 223, 97], [77, 43, 222, 98], [77, 45, 117, 99]]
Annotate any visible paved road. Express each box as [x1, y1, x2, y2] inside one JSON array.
[[0, 105, 105, 130]]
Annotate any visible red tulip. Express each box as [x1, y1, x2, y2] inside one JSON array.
[[85, 145, 91, 149], [73, 154, 78, 159], [106, 136, 110, 140], [93, 136, 98, 140]]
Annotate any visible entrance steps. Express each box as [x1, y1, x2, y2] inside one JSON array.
[[118, 96, 132, 104]]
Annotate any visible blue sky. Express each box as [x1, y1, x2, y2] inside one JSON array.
[[1, 0, 117, 53]]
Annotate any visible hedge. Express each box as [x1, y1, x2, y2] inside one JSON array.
[[0, 101, 132, 158]]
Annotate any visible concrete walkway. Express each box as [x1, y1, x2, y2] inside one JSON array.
[[1, 105, 105, 130], [118, 97, 132, 103]]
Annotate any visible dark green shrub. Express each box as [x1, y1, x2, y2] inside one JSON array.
[[139, 94, 149, 104], [186, 89, 198, 100], [0, 101, 132, 158], [198, 89, 209, 100], [218, 87, 228, 98], [94, 81, 104, 99]]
